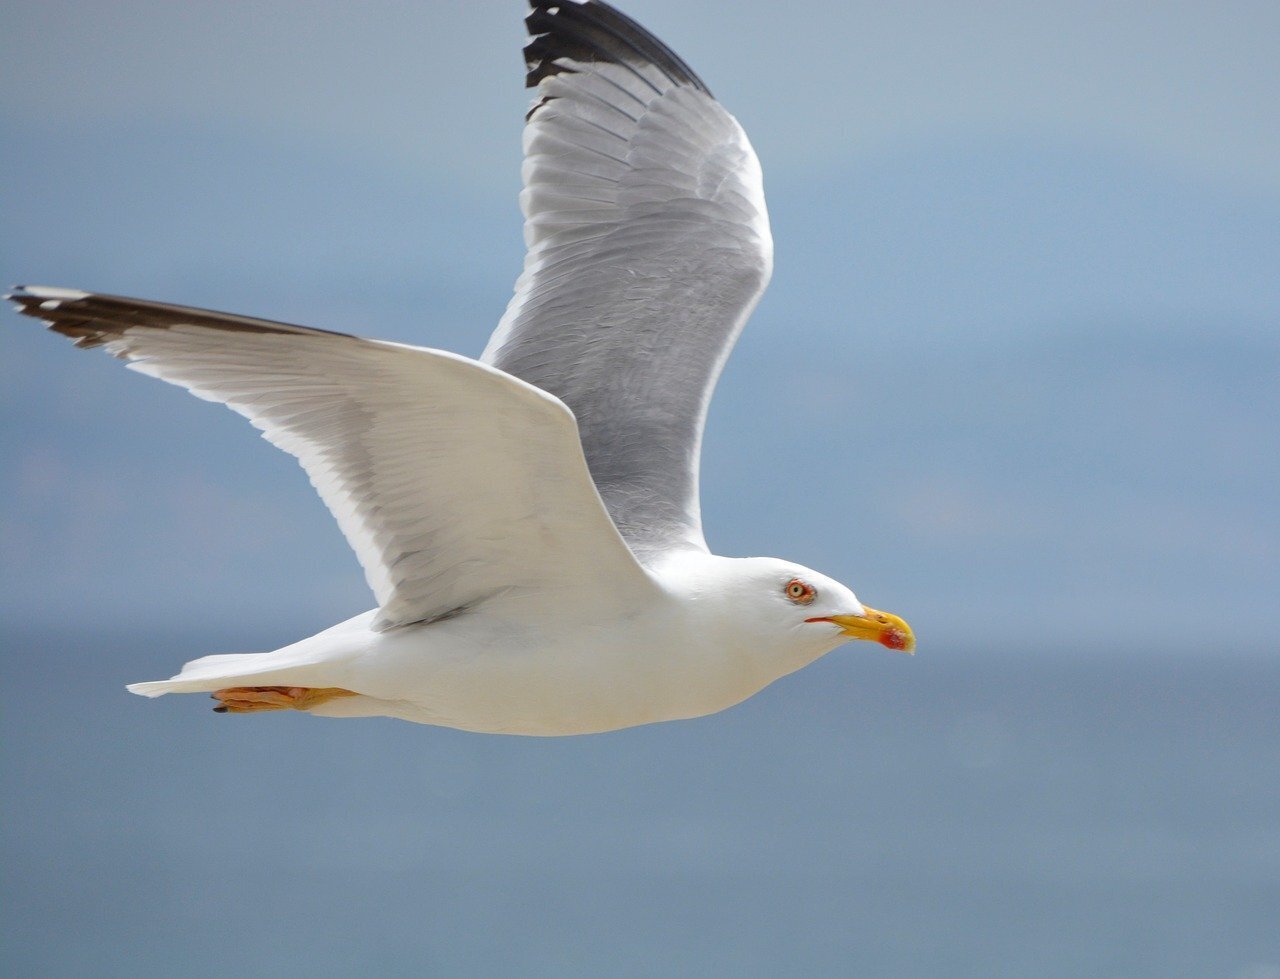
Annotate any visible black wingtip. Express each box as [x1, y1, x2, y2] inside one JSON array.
[[10, 288, 361, 351], [7, 287, 54, 322], [6, 287, 113, 347], [523, 0, 710, 97]]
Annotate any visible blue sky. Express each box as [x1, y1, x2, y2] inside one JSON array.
[[4, 4, 1280, 974], [3, 0, 1278, 652]]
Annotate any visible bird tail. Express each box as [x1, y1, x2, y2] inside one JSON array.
[[127, 650, 341, 697], [128, 611, 372, 698]]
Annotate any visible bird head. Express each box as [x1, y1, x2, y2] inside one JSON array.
[[774, 562, 915, 654], [688, 556, 915, 663]]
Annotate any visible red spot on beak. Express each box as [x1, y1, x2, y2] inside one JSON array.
[[880, 629, 910, 651]]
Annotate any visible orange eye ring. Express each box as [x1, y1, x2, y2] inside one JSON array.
[[785, 578, 816, 605]]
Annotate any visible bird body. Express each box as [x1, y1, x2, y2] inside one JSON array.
[[128, 553, 861, 735], [9, 0, 914, 735]]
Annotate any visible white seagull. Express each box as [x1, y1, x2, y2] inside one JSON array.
[[9, 0, 913, 735]]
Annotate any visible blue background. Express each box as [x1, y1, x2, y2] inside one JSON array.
[[3, 2, 1277, 975]]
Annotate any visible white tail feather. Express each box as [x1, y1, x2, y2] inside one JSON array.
[[126, 650, 344, 698]]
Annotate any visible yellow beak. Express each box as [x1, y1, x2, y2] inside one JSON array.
[[806, 606, 916, 653]]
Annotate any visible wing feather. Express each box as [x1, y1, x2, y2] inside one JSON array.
[[10, 286, 656, 630], [483, 0, 773, 561]]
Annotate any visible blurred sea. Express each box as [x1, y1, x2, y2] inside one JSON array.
[[3, 627, 1277, 978]]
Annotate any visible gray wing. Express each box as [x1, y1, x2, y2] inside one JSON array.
[[482, 0, 773, 561]]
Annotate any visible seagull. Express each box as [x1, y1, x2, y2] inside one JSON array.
[[9, 0, 913, 735]]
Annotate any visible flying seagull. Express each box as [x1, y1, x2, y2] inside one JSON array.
[[9, 0, 914, 735]]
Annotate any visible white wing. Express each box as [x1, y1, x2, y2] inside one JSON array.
[[11, 286, 657, 630], [482, 0, 773, 561]]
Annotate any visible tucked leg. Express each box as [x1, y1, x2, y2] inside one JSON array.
[[212, 686, 358, 714]]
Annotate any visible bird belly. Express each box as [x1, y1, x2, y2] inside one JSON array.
[[337, 614, 767, 736]]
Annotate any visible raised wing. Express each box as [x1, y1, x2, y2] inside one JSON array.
[[10, 286, 657, 630], [482, 0, 773, 561]]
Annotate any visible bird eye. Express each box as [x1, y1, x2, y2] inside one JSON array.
[[785, 578, 816, 605]]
